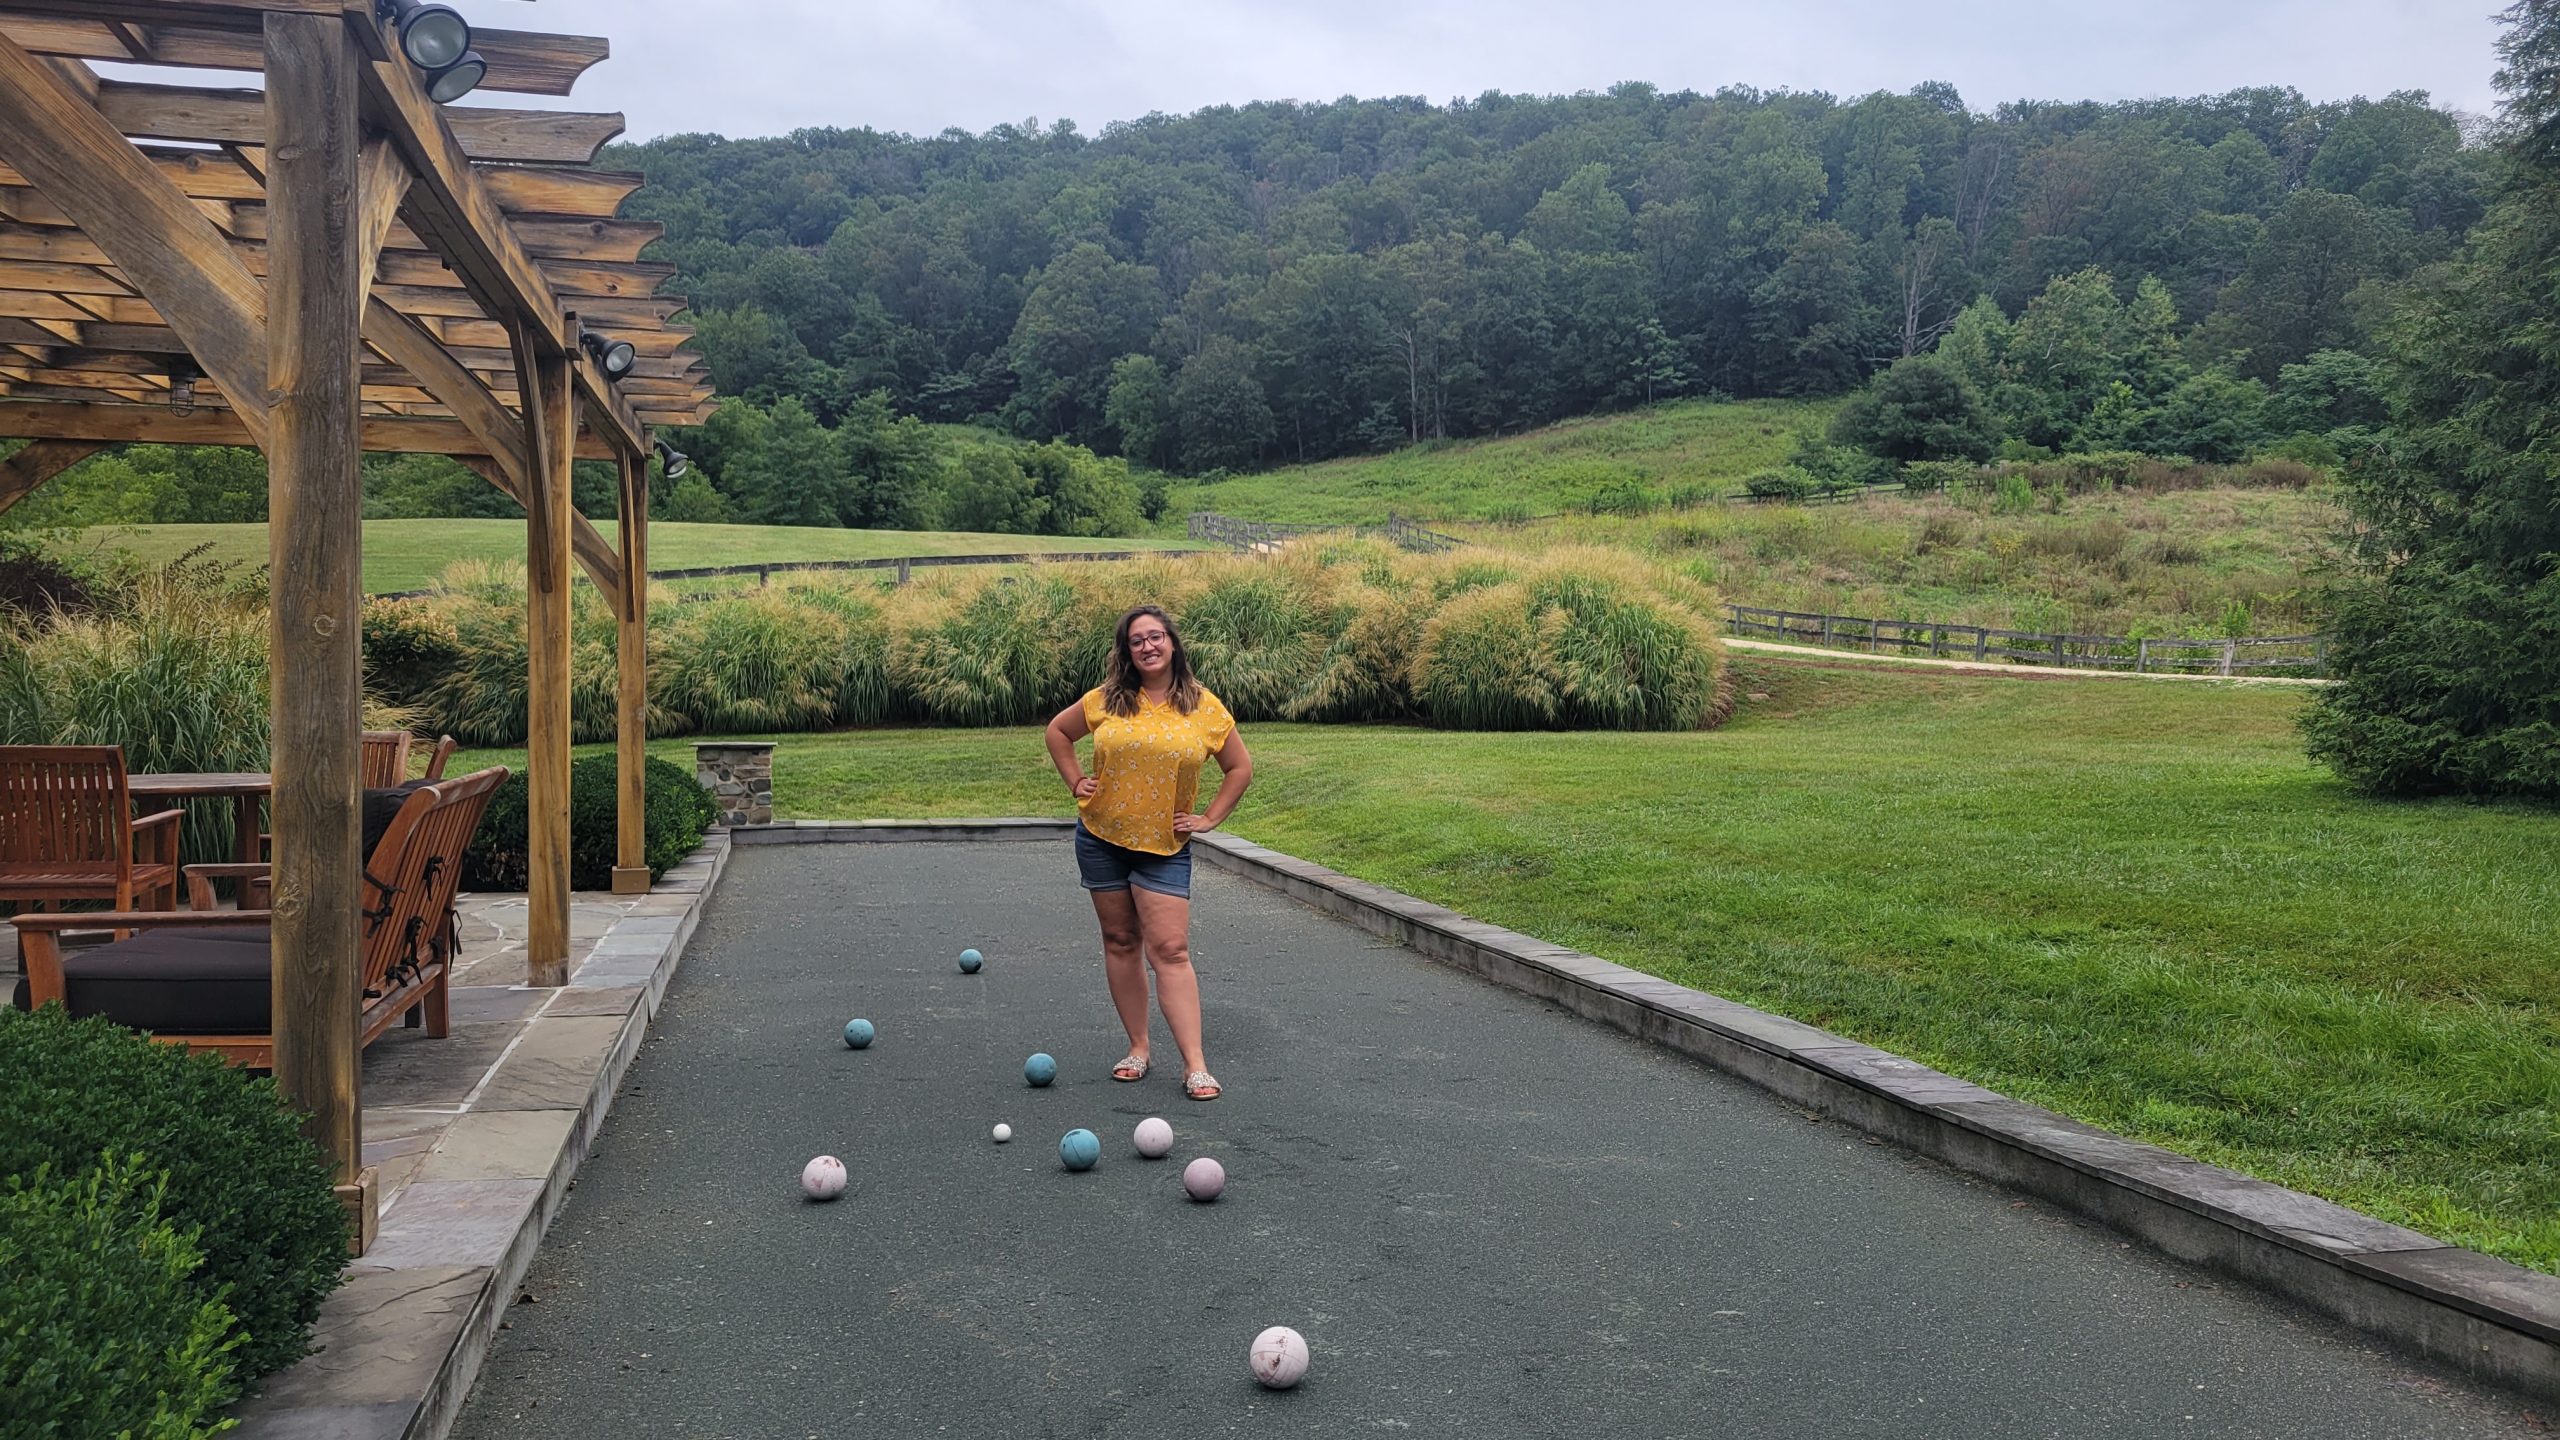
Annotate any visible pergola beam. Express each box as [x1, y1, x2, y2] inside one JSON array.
[[0, 14, 610, 95], [96, 78, 625, 164], [0, 397, 622, 456], [0, 25, 268, 446], [261, 3, 369, 1241], [0, 433, 98, 512]]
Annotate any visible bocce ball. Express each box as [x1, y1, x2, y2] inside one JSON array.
[[1182, 1156, 1226, 1201], [992, 1123, 1012, 1143], [1024, 1052, 1058, 1086], [1059, 1128, 1101, 1171], [842, 1018, 875, 1049], [1249, 1326, 1309, 1389], [801, 1155, 846, 1201], [1133, 1116, 1173, 1158], [959, 948, 984, 973]]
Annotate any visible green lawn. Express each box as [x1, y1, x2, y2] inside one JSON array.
[[68, 520, 1195, 595], [462, 658, 2560, 1273], [1163, 396, 1826, 525]]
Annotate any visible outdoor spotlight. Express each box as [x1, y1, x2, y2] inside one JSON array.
[[168, 360, 197, 418], [581, 330, 638, 381], [425, 51, 485, 103], [654, 438, 690, 479], [378, 0, 471, 71]]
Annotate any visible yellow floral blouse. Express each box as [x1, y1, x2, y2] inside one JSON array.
[[1077, 686, 1236, 855]]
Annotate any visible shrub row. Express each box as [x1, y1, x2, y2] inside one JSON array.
[[460, 754, 718, 893], [0, 1007, 351, 1435], [375, 542, 1732, 741]]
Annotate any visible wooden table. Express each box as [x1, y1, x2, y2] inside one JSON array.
[[130, 772, 271, 865]]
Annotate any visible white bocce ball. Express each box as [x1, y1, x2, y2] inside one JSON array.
[[1249, 1325, 1309, 1389], [800, 1155, 847, 1201], [1133, 1116, 1173, 1158], [992, 1123, 1013, 1143]]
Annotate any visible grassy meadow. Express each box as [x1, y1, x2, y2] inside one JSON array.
[[461, 657, 2560, 1274], [65, 520, 1195, 595], [1479, 483, 2343, 637], [1163, 397, 1824, 524]]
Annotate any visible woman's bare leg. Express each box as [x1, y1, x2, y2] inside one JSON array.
[[1130, 886, 1206, 1076], [1090, 887, 1151, 1065]]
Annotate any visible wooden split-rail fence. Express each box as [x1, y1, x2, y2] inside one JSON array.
[[1725, 604, 2327, 677], [1187, 510, 1464, 554]]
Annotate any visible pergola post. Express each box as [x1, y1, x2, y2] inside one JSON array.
[[612, 447, 650, 895], [262, 10, 372, 1243], [524, 345, 575, 986]]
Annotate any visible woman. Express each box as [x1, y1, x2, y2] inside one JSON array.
[[1044, 605, 1252, 1101]]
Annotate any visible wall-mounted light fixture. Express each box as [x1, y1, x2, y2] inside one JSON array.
[[168, 358, 197, 417], [581, 329, 638, 381], [377, 0, 486, 103], [653, 438, 690, 479]]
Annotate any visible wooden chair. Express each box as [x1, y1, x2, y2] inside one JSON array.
[[0, 745, 181, 920], [360, 731, 414, 789], [420, 735, 458, 781], [14, 767, 511, 1068]]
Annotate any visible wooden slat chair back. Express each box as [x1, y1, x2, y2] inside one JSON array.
[[12, 766, 512, 1068], [360, 731, 414, 789], [0, 744, 179, 913], [421, 735, 459, 781]]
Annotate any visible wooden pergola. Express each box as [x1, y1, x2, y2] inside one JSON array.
[[0, 0, 714, 1239]]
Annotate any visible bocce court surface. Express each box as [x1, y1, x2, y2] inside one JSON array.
[[452, 842, 2534, 1437]]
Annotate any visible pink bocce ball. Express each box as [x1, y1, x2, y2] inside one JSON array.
[[1249, 1325, 1309, 1389], [1182, 1156, 1225, 1201], [1134, 1117, 1173, 1158], [801, 1155, 846, 1201]]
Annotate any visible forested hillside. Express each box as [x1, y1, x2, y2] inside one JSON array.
[[623, 82, 2482, 477]]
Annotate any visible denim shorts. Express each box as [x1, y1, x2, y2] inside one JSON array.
[[1073, 822, 1193, 899]]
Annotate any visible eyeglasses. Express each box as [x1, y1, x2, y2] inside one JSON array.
[[1129, 631, 1171, 651]]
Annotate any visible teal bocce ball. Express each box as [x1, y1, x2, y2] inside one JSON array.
[[959, 948, 984, 974], [843, 1018, 875, 1049], [1059, 1128, 1101, 1171], [1024, 1052, 1058, 1086]]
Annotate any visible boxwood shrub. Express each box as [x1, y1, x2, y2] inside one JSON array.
[[1, 1155, 245, 1438], [0, 1007, 345, 1381], [461, 753, 717, 893]]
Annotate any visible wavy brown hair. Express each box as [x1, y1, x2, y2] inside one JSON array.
[[1101, 604, 1201, 717]]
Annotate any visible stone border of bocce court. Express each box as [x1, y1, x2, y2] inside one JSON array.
[[733, 816, 2560, 1404], [230, 833, 732, 1440]]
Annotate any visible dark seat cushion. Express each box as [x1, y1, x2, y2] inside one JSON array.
[[364, 781, 430, 859], [58, 926, 274, 1035]]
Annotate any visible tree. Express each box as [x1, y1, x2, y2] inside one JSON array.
[[1104, 354, 1175, 468], [2302, 0, 2560, 800], [1522, 163, 1632, 255], [720, 398, 849, 527], [2140, 369, 2270, 462], [936, 446, 1045, 534], [2204, 189, 2395, 378], [1889, 217, 1968, 358], [1829, 354, 1997, 462], [1005, 242, 1161, 444], [1996, 266, 2128, 449], [1018, 441, 1143, 537], [1174, 336, 1275, 472]]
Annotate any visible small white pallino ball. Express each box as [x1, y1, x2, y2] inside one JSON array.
[[992, 1123, 1013, 1144], [1133, 1116, 1173, 1158], [800, 1155, 847, 1201], [1248, 1325, 1309, 1389]]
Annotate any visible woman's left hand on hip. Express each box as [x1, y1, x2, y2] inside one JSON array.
[[1172, 813, 1211, 836]]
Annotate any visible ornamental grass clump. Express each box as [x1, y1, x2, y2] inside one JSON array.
[[1409, 550, 1726, 730], [886, 573, 1089, 726], [1172, 569, 1323, 721], [415, 561, 617, 744], [654, 588, 850, 734]]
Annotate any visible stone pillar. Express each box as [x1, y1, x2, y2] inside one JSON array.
[[694, 742, 775, 827]]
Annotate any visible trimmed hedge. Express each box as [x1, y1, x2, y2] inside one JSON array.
[[0, 1156, 245, 1439], [461, 753, 716, 893], [0, 1007, 344, 1382]]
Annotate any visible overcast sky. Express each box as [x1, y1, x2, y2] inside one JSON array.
[[473, 0, 2510, 143]]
